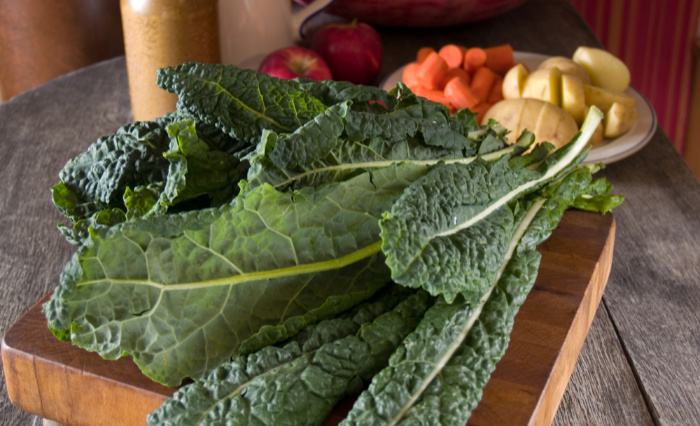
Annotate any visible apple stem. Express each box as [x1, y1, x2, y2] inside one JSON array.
[[350, 18, 358, 27]]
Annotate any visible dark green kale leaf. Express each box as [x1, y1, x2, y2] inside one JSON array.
[[147, 286, 431, 426], [46, 62, 623, 426], [245, 86, 517, 191], [52, 111, 254, 245], [157, 63, 327, 144], [342, 163, 620, 425], [123, 183, 162, 220], [43, 163, 430, 387], [296, 78, 399, 110], [158, 119, 248, 208], [570, 168, 625, 214], [379, 108, 604, 303], [53, 117, 174, 222]]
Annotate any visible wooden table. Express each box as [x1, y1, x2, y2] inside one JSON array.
[[1, 0, 698, 424]]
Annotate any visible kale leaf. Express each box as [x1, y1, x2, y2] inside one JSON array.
[[45, 63, 620, 426]]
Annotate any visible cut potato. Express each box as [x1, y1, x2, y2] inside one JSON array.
[[494, 48, 638, 144], [561, 74, 586, 125], [534, 101, 580, 149], [537, 56, 591, 85], [482, 98, 578, 149], [521, 68, 562, 106], [604, 101, 639, 138], [572, 46, 631, 93], [481, 99, 526, 144], [590, 121, 604, 146], [502, 63, 529, 99], [518, 96, 545, 143], [583, 84, 636, 112]]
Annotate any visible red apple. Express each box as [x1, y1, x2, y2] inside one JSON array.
[[311, 20, 383, 85], [258, 46, 333, 81]]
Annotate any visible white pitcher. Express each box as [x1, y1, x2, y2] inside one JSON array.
[[218, 0, 336, 68]]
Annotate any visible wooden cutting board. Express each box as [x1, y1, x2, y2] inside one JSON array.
[[2, 209, 615, 426]]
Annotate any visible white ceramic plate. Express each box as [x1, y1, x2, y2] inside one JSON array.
[[380, 51, 657, 165]]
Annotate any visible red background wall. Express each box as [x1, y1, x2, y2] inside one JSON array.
[[569, 0, 700, 153]]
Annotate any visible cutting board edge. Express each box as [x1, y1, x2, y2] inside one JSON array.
[[1, 295, 176, 425], [1, 210, 617, 425], [528, 214, 617, 426]]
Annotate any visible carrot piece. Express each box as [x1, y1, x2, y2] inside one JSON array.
[[413, 86, 453, 109], [444, 76, 480, 110], [438, 44, 465, 69], [471, 102, 493, 124], [463, 47, 487, 73], [486, 75, 503, 104], [416, 51, 448, 90], [483, 44, 515, 75], [470, 66, 498, 103], [440, 67, 471, 88], [416, 47, 436, 63], [402, 62, 422, 88], [369, 100, 387, 109]]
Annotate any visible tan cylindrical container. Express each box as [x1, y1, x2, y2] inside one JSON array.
[[120, 0, 220, 122]]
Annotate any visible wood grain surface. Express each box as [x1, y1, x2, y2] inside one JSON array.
[[554, 305, 654, 425], [2, 210, 615, 426]]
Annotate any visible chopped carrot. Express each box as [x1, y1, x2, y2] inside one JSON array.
[[416, 47, 436, 63], [402, 62, 422, 89], [413, 87, 453, 108], [438, 44, 464, 69], [417, 51, 448, 90], [486, 75, 503, 104], [470, 66, 499, 103], [444, 77, 480, 110], [483, 44, 515, 75], [407, 43, 515, 114], [471, 102, 493, 124], [463, 47, 487, 73], [440, 67, 471, 88]]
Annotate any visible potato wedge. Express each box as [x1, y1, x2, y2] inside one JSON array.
[[573, 46, 631, 93], [482, 98, 578, 149], [519, 96, 543, 137], [535, 101, 580, 150], [561, 74, 586, 125], [502, 63, 529, 99], [522, 68, 562, 106], [481, 99, 526, 144], [604, 101, 639, 138], [583, 84, 636, 112], [537, 56, 591, 85], [590, 121, 604, 146]]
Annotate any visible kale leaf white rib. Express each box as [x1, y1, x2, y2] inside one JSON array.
[[245, 86, 518, 191], [379, 108, 603, 302], [341, 197, 544, 426], [342, 163, 615, 426], [44, 164, 427, 387], [147, 286, 432, 426]]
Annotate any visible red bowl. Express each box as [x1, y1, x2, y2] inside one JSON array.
[[303, 0, 530, 27]]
